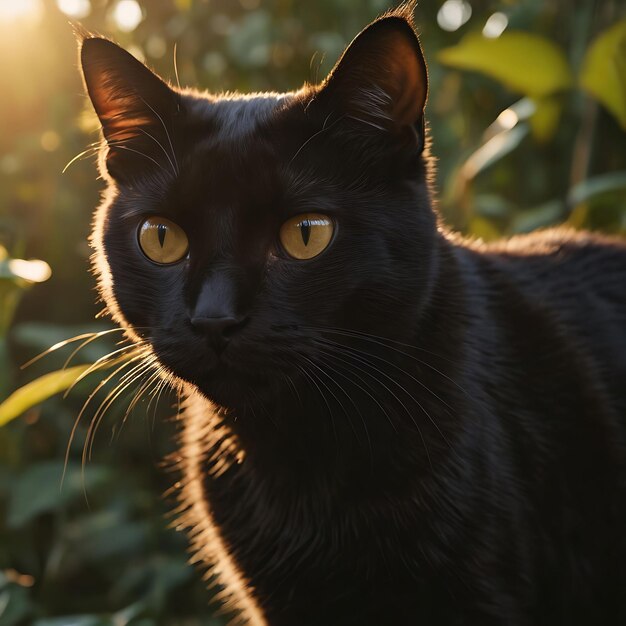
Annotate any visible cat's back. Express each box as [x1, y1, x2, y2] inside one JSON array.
[[481, 227, 626, 304], [469, 227, 626, 412]]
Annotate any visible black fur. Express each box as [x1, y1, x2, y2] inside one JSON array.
[[80, 9, 626, 626]]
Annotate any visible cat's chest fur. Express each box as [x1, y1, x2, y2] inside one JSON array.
[[178, 391, 473, 626]]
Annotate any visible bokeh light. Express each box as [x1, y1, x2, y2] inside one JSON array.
[[111, 0, 143, 32], [146, 35, 167, 58], [40, 130, 61, 152], [8, 258, 52, 283], [437, 0, 472, 32], [0, 0, 43, 24], [56, 0, 91, 19], [483, 12, 509, 39], [495, 108, 519, 131]]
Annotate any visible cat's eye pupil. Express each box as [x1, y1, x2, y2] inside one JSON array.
[[158, 224, 167, 248], [279, 213, 334, 260], [138, 216, 188, 265], [300, 220, 311, 246]]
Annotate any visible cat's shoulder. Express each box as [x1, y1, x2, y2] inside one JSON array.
[[458, 226, 626, 259], [449, 227, 626, 276], [447, 226, 626, 302]]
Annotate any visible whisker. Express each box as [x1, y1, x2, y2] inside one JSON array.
[[305, 325, 454, 363], [84, 356, 157, 463], [318, 337, 454, 412], [123, 367, 163, 422], [64, 343, 147, 397], [62, 145, 101, 173], [146, 366, 170, 423], [301, 353, 373, 462], [173, 42, 181, 90], [307, 350, 398, 435], [137, 127, 178, 178], [299, 353, 363, 448], [293, 361, 339, 457], [138, 96, 180, 176], [104, 366, 162, 450], [21, 327, 127, 369], [315, 337, 454, 450], [317, 345, 432, 467], [107, 143, 167, 173], [283, 373, 302, 409], [63, 332, 130, 371], [61, 351, 149, 488], [247, 386, 278, 429], [308, 326, 469, 397], [289, 113, 343, 166], [81, 361, 151, 464], [115, 365, 170, 445]]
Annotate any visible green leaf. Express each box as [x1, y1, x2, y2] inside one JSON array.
[[530, 96, 562, 142], [461, 124, 529, 179], [68, 514, 150, 563], [510, 200, 564, 233], [11, 323, 116, 366], [227, 11, 271, 68], [7, 462, 110, 527], [33, 617, 112, 626], [0, 584, 35, 625], [0, 365, 91, 427], [438, 32, 574, 97], [473, 194, 513, 218], [468, 216, 501, 241], [568, 171, 626, 206], [580, 19, 626, 129]]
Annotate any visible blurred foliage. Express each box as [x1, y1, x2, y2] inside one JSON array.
[[0, 0, 625, 623]]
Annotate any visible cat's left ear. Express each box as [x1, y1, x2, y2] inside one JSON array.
[[80, 37, 178, 182], [314, 12, 428, 147]]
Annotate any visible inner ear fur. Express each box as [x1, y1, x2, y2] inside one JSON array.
[[315, 14, 428, 136], [80, 37, 178, 180]]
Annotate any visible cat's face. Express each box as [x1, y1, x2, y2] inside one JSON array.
[[82, 12, 437, 412]]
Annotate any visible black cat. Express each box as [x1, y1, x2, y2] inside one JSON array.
[[79, 6, 626, 625]]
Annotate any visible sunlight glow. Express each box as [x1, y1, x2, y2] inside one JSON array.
[[496, 108, 518, 131], [41, 130, 61, 152], [0, 0, 43, 24], [9, 259, 52, 284], [437, 0, 472, 32], [483, 12, 508, 39], [112, 0, 143, 32], [56, 0, 91, 19]]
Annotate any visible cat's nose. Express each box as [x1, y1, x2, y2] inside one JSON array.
[[190, 315, 248, 352]]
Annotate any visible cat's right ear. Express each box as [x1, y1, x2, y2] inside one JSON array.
[[80, 37, 178, 182], [311, 10, 428, 150]]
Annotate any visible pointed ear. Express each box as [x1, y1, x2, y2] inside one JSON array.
[[80, 37, 179, 181], [315, 14, 428, 145]]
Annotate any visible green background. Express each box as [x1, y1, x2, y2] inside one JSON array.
[[0, 0, 625, 623]]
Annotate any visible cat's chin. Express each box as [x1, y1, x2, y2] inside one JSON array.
[[191, 374, 264, 412], [174, 359, 266, 412]]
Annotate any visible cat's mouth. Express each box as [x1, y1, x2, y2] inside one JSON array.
[[150, 332, 270, 408]]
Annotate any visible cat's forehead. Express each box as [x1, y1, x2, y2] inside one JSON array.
[[183, 91, 293, 142], [172, 91, 310, 207]]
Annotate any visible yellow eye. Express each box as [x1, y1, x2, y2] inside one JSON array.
[[138, 216, 189, 265], [279, 213, 334, 260]]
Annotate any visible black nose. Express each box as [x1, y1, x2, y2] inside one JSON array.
[[190, 315, 248, 352]]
